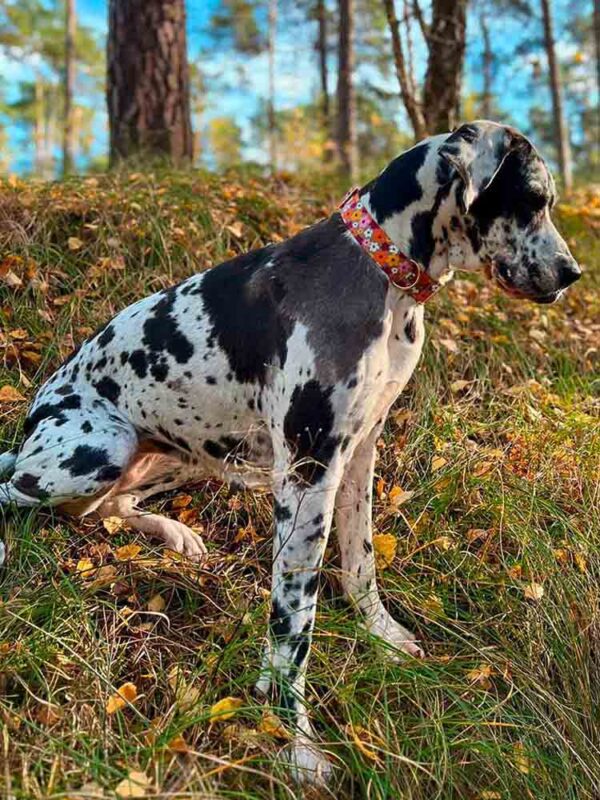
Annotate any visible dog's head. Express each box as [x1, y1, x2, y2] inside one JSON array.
[[438, 121, 580, 303]]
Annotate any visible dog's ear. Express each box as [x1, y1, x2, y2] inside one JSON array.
[[439, 122, 522, 212]]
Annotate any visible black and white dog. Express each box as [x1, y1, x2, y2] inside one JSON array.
[[0, 121, 580, 783]]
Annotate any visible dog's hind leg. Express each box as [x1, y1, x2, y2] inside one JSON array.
[[95, 493, 207, 561], [335, 426, 424, 658]]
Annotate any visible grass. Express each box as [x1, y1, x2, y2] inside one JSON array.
[[0, 170, 598, 799]]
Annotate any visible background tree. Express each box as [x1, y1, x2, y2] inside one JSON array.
[[540, 0, 573, 191], [107, 0, 193, 165], [337, 0, 357, 180], [63, 0, 76, 175]]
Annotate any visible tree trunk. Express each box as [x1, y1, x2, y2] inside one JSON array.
[[267, 0, 277, 173], [593, 0, 600, 111], [34, 73, 45, 177], [315, 0, 331, 158], [480, 9, 493, 119], [107, 0, 193, 165], [422, 0, 467, 134], [540, 0, 573, 192], [382, 0, 426, 140], [336, 0, 357, 181], [63, 0, 76, 176]]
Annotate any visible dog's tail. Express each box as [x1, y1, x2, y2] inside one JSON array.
[[0, 449, 18, 566]]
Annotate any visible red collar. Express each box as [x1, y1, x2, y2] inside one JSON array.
[[338, 188, 441, 304]]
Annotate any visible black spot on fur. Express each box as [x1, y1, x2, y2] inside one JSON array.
[[269, 598, 291, 639], [81, 420, 93, 433], [200, 246, 293, 385], [94, 376, 121, 404], [274, 501, 292, 522], [55, 384, 74, 396], [365, 142, 430, 222], [23, 394, 81, 438], [142, 287, 194, 376], [59, 445, 110, 477], [97, 324, 115, 348], [284, 380, 340, 484], [363, 539, 373, 554], [13, 472, 49, 501], [129, 349, 148, 378], [405, 314, 417, 343]]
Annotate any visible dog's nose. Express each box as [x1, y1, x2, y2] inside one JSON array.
[[557, 255, 582, 287]]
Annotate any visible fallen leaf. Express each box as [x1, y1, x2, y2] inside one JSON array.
[[258, 711, 291, 739], [114, 770, 150, 798], [373, 533, 397, 569], [524, 582, 544, 601], [574, 553, 587, 573], [209, 696, 244, 722], [0, 385, 26, 403], [34, 704, 62, 726], [106, 682, 138, 714], [76, 558, 96, 579], [513, 741, 530, 774], [388, 486, 414, 508], [114, 543, 142, 561], [68, 236, 84, 251], [431, 455, 447, 472], [103, 517, 126, 534], [147, 594, 166, 613], [466, 663, 493, 689], [166, 734, 189, 753], [171, 494, 192, 509], [450, 379, 471, 393], [346, 723, 383, 764], [376, 477, 386, 498], [439, 337, 459, 353], [226, 222, 244, 238]]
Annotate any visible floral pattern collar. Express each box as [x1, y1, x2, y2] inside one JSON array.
[[338, 188, 441, 304]]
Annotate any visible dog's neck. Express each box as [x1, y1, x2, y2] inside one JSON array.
[[359, 139, 461, 288]]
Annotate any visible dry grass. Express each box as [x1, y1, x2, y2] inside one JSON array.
[[0, 171, 599, 799]]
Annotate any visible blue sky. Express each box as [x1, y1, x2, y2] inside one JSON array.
[[0, 0, 595, 174]]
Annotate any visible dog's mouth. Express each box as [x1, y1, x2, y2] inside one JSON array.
[[484, 262, 561, 305]]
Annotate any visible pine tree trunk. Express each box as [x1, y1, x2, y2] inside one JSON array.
[[382, 0, 426, 140], [422, 0, 467, 134], [480, 9, 493, 119], [107, 0, 193, 165], [540, 0, 573, 192], [336, 0, 357, 181], [267, 0, 277, 173], [63, 0, 76, 176], [316, 0, 331, 157]]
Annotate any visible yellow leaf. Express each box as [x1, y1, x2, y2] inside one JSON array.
[[106, 682, 138, 714], [171, 494, 192, 509], [147, 593, 166, 613], [167, 666, 201, 710], [524, 582, 544, 601], [167, 734, 189, 753], [422, 594, 444, 617], [439, 337, 459, 353], [76, 558, 96, 579], [574, 553, 587, 573], [373, 533, 397, 569], [466, 663, 493, 689], [226, 222, 244, 238], [388, 486, 414, 508], [114, 770, 150, 798], [513, 741, 530, 774], [209, 696, 244, 722], [0, 385, 26, 403], [115, 543, 142, 561], [376, 477, 386, 498], [258, 711, 291, 739], [431, 455, 447, 472], [103, 516, 126, 534], [450, 379, 471, 393], [346, 723, 383, 764], [67, 236, 84, 251]]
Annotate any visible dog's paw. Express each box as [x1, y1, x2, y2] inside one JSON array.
[[163, 522, 208, 562], [286, 736, 333, 786], [365, 613, 425, 660]]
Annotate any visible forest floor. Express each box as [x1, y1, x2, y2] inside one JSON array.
[[0, 171, 598, 800]]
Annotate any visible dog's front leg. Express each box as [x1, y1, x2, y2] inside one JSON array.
[[335, 427, 424, 659], [257, 464, 343, 785]]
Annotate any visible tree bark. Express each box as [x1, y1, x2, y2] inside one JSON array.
[[63, 0, 76, 175], [540, 0, 573, 192], [315, 0, 331, 155], [480, 9, 493, 119], [267, 0, 277, 173], [422, 0, 467, 134], [336, 0, 357, 181], [107, 0, 193, 165]]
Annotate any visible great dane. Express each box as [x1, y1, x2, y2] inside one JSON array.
[[0, 121, 580, 783]]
